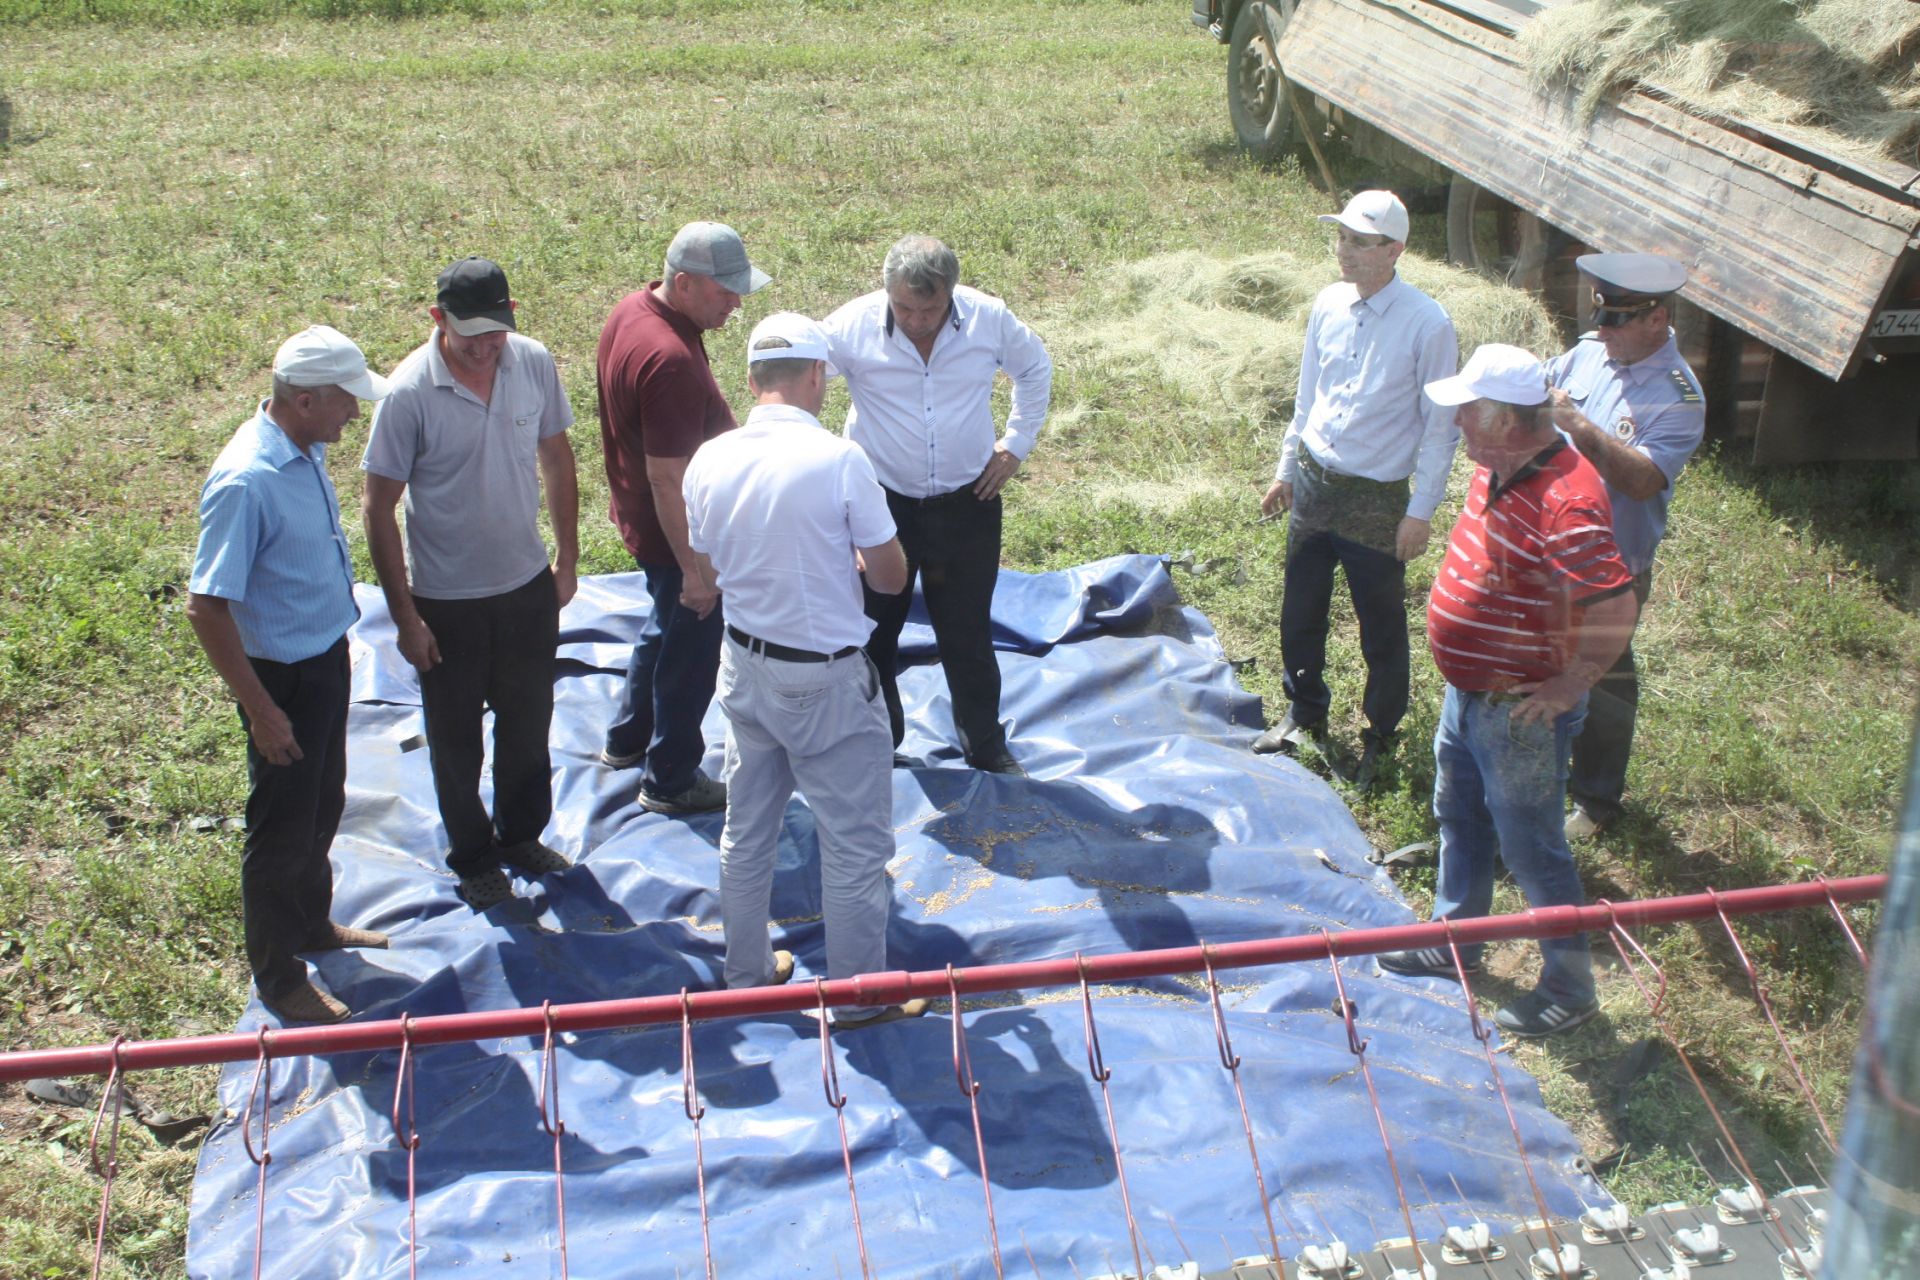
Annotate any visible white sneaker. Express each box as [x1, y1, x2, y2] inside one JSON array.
[[1564, 805, 1603, 841]]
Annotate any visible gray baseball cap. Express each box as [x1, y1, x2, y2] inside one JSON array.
[[665, 221, 771, 296]]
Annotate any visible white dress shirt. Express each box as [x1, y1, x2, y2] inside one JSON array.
[[1277, 274, 1460, 522], [820, 284, 1053, 499], [683, 403, 897, 655]]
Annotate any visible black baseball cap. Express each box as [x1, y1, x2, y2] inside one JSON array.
[[435, 257, 516, 336]]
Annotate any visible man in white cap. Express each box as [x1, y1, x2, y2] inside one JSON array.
[[1376, 344, 1639, 1038], [682, 312, 926, 1027], [1546, 253, 1705, 840], [597, 221, 770, 815], [819, 235, 1052, 776], [187, 325, 394, 1024], [363, 257, 579, 911], [1257, 189, 1459, 790]]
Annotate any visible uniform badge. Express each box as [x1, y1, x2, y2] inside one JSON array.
[[1615, 415, 1636, 440], [1668, 368, 1703, 404]]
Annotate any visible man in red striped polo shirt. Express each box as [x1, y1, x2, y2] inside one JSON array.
[[1377, 344, 1639, 1038]]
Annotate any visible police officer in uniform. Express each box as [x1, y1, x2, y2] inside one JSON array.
[[1546, 253, 1706, 839]]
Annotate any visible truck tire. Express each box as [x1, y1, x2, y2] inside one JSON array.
[[1228, 1, 1296, 162], [1445, 175, 1549, 291]]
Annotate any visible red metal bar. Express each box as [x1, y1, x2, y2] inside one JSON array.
[[240, 1029, 273, 1280], [679, 990, 717, 1280], [947, 964, 1006, 1279], [0, 876, 1886, 1083], [1201, 946, 1283, 1273], [391, 1016, 420, 1280], [1603, 912, 1815, 1278], [1076, 954, 1148, 1280], [815, 979, 875, 1280], [1321, 932, 1429, 1278], [1710, 893, 1838, 1151], [1442, 923, 1572, 1275], [86, 1038, 125, 1280], [536, 1002, 570, 1280]]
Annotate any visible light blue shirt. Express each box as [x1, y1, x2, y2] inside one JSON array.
[[821, 285, 1053, 499], [1546, 331, 1705, 575], [1278, 274, 1460, 521], [190, 404, 358, 663], [362, 330, 573, 600]]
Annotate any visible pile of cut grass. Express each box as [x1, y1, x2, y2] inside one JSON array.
[[1056, 247, 1562, 427], [1520, 0, 1920, 164]]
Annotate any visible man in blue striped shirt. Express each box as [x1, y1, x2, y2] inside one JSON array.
[[188, 326, 394, 1025]]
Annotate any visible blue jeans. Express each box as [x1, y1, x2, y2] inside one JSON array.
[[1432, 685, 1593, 1004], [604, 559, 725, 796]]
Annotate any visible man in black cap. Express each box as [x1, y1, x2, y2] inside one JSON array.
[[1545, 252, 1705, 839], [363, 257, 580, 910]]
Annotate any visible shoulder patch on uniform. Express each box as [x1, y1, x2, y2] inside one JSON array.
[[1669, 368, 1702, 403]]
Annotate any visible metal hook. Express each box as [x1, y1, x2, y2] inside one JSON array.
[[1075, 954, 1112, 1084], [678, 989, 716, 1280], [1440, 920, 1491, 1045], [947, 964, 1005, 1279], [538, 1001, 565, 1139], [1203, 945, 1283, 1271], [86, 1036, 127, 1280], [947, 964, 982, 1099], [815, 978, 848, 1111], [1202, 947, 1242, 1072]]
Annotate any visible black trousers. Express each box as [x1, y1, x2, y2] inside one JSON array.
[[864, 486, 1006, 759], [1568, 569, 1654, 820], [414, 568, 559, 874], [240, 635, 349, 999], [1279, 457, 1411, 742]]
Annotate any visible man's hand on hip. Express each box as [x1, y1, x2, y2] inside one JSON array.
[[248, 702, 304, 767], [972, 445, 1022, 500], [680, 579, 719, 620], [1260, 479, 1292, 518], [1510, 670, 1589, 726], [1394, 516, 1432, 561], [396, 615, 442, 673]]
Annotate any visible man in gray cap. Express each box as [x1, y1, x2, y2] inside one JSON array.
[[1257, 189, 1459, 790], [1545, 252, 1705, 840], [597, 221, 770, 815], [187, 325, 393, 1024], [363, 257, 580, 911]]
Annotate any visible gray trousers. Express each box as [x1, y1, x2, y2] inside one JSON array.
[[716, 635, 895, 1018]]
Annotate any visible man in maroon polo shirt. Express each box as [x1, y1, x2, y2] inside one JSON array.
[[597, 221, 771, 815], [1375, 343, 1639, 1039]]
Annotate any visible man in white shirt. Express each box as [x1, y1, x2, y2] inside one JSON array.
[[1257, 191, 1460, 789], [820, 236, 1053, 776], [683, 312, 925, 1028]]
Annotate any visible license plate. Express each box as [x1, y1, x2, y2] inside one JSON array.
[[1871, 308, 1920, 338]]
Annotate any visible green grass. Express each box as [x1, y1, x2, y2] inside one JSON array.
[[2, 2, 1916, 1274]]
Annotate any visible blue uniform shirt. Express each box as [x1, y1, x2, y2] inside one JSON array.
[[191, 403, 359, 662], [1546, 331, 1705, 575]]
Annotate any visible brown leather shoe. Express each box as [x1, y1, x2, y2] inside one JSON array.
[[770, 950, 795, 985], [261, 980, 349, 1024], [833, 998, 931, 1030], [304, 922, 390, 952]]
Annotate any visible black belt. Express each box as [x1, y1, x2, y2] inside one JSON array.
[[728, 626, 859, 664], [1297, 451, 1400, 490], [887, 484, 977, 508]]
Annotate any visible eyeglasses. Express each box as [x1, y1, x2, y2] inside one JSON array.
[[1591, 289, 1661, 328]]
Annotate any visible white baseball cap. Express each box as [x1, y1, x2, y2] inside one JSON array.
[[1317, 189, 1410, 244], [746, 311, 831, 365], [1424, 343, 1549, 407], [272, 325, 391, 401]]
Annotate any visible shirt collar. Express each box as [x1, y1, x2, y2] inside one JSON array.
[[640, 281, 708, 348], [1355, 274, 1407, 317], [1487, 436, 1567, 502], [744, 402, 823, 430], [883, 289, 965, 339], [424, 326, 517, 389], [255, 402, 312, 468], [1607, 328, 1679, 380]]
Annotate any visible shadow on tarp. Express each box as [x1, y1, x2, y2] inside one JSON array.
[[186, 554, 1604, 1278]]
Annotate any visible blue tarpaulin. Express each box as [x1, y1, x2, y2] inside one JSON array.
[[187, 555, 1603, 1277]]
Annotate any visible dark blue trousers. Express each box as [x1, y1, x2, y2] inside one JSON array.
[[604, 558, 725, 796], [1279, 526, 1410, 742]]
